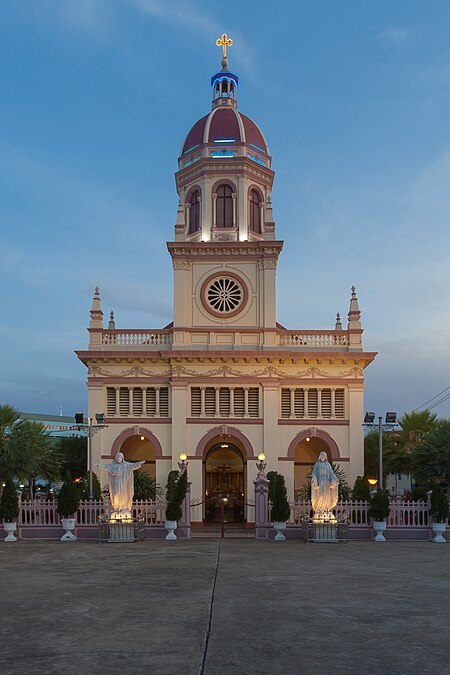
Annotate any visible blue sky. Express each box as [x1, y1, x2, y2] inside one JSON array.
[[1, 0, 450, 418]]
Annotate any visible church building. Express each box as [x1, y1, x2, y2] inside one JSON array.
[[76, 36, 376, 519]]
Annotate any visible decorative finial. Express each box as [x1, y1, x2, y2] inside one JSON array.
[[89, 286, 103, 333], [216, 33, 233, 60], [335, 312, 342, 330], [108, 311, 116, 330], [347, 285, 361, 328]]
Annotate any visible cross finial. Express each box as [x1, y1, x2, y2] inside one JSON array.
[[216, 33, 233, 59]]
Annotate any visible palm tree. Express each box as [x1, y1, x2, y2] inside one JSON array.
[[364, 429, 395, 481], [411, 419, 450, 499], [56, 435, 88, 480], [0, 405, 30, 487], [385, 410, 437, 476], [14, 421, 60, 499]]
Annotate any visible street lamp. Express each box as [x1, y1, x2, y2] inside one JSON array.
[[363, 412, 397, 490], [74, 413, 107, 500]]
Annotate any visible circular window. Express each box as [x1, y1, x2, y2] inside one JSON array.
[[201, 273, 248, 317]]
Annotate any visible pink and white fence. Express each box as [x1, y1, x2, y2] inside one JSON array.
[[17, 499, 168, 539]]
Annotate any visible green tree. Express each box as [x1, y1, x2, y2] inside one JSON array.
[[352, 476, 370, 502], [411, 419, 450, 499], [0, 405, 29, 485], [0, 477, 19, 522], [385, 410, 437, 475], [56, 435, 87, 480], [271, 473, 290, 522], [79, 471, 102, 501], [133, 470, 162, 501], [14, 421, 60, 499], [57, 471, 80, 518], [165, 469, 188, 522]]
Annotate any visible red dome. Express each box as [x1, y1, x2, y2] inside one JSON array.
[[181, 107, 268, 155]]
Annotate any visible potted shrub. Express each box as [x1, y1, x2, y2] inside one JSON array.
[[57, 472, 80, 541], [368, 489, 390, 541], [164, 469, 188, 540], [430, 484, 449, 543], [270, 473, 291, 541], [0, 478, 19, 542]]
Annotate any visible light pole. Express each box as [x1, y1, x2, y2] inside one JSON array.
[[75, 412, 107, 500], [363, 411, 397, 490]]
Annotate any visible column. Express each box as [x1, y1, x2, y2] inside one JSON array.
[[290, 388, 295, 419], [171, 384, 188, 470], [331, 388, 336, 418], [317, 389, 322, 419], [142, 387, 147, 417], [129, 388, 133, 416], [232, 193, 237, 228], [115, 387, 119, 417], [200, 387, 206, 417], [186, 203, 191, 233], [215, 387, 220, 417], [244, 387, 249, 418], [262, 383, 279, 474], [304, 388, 309, 419], [230, 387, 234, 417], [212, 193, 217, 227], [155, 387, 160, 418]]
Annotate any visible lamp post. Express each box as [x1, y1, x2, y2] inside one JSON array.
[[75, 412, 107, 500], [363, 411, 397, 490]]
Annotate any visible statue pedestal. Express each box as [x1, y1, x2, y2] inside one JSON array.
[[98, 516, 145, 543], [302, 518, 349, 543], [313, 522, 337, 542]]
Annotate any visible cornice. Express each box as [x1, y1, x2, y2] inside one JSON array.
[[167, 240, 284, 259]]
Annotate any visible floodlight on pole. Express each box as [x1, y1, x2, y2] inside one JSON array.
[[364, 411, 397, 490]]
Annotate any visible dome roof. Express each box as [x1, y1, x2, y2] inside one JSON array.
[[181, 107, 269, 156]]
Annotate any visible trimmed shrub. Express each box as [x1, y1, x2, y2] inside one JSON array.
[[430, 484, 449, 523], [368, 489, 390, 521], [271, 474, 290, 523], [0, 478, 19, 522], [57, 471, 80, 518], [165, 469, 188, 522]]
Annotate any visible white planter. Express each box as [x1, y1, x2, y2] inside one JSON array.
[[60, 518, 77, 542], [432, 522, 446, 544], [3, 521, 17, 542], [165, 520, 177, 540], [372, 520, 387, 542], [273, 521, 287, 541]]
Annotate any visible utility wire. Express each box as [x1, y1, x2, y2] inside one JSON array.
[[427, 391, 450, 412], [413, 386, 450, 412], [21, 374, 85, 409]]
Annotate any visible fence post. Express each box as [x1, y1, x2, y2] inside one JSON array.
[[179, 477, 191, 539], [254, 458, 270, 539]]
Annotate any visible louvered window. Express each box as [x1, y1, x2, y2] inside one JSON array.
[[321, 389, 332, 418], [219, 388, 231, 416], [205, 388, 216, 416], [159, 388, 169, 417], [146, 388, 156, 416], [107, 387, 116, 416], [191, 387, 201, 416], [281, 389, 291, 418], [233, 388, 245, 417], [335, 389, 345, 418], [307, 389, 318, 418], [132, 388, 143, 416], [248, 388, 259, 417], [119, 388, 129, 416], [294, 389, 305, 418]]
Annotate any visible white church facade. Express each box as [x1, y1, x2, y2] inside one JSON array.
[[76, 39, 376, 519]]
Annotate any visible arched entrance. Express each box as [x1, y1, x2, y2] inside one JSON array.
[[294, 437, 333, 498], [119, 436, 157, 480], [204, 443, 245, 523]]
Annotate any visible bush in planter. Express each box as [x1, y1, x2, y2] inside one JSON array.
[[57, 471, 80, 518], [430, 484, 449, 523], [165, 469, 188, 522], [0, 478, 19, 523], [368, 489, 390, 521], [271, 474, 290, 523], [267, 471, 279, 503], [352, 476, 370, 502]]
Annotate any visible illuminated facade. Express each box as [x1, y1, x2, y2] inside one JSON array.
[[76, 39, 376, 518]]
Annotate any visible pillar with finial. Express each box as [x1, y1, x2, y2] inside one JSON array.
[[89, 286, 103, 347], [108, 311, 116, 330], [347, 286, 363, 350], [335, 312, 342, 330]]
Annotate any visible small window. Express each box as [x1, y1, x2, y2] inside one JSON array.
[[216, 184, 233, 228], [249, 189, 261, 233], [188, 190, 200, 234]]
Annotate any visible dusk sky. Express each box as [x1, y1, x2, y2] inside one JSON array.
[[1, 0, 449, 419]]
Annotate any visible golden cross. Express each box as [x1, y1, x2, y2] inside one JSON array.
[[216, 33, 233, 59]]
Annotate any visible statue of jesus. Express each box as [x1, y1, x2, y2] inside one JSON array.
[[311, 451, 339, 519], [97, 452, 145, 517]]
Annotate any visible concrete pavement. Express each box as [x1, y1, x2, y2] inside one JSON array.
[[0, 539, 449, 675]]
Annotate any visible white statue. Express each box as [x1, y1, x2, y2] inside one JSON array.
[[97, 452, 145, 518], [311, 451, 339, 519]]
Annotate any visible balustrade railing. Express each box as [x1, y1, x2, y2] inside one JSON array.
[[19, 499, 167, 528], [278, 331, 349, 348], [102, 330, 172, 347], [286, 499, 430, 528]]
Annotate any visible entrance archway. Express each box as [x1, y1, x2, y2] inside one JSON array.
[[293, 437, 332, 498], [204, 443, 245, 523], [119, 436, 157, 480]]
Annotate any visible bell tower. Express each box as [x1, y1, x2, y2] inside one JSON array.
[[168, 35, 283, 349]]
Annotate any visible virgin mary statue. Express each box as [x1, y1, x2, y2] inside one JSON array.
[[311, 451, 339, 519], [97, 452, 145, 517]]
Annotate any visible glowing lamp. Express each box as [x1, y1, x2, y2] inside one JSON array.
[[140, 436, 145, 441], [179, 452, 187, 461], [258, 453, 266, 461], [306, 437, 310, 442], [368, 478, 378, 486]]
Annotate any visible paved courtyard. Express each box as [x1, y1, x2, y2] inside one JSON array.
[[1, 539, 449, 675]]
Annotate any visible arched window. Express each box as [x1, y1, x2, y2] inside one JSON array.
[[188, 190, 200, 234], [249, 189, 261, 233], [216, 184, 233, 228]]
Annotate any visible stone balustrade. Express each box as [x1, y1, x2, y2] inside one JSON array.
[[102, 330, 172, 347], [278, 331, 349, 348]]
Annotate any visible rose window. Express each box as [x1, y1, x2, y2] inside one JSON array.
[[206, 277, 244, 314]]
